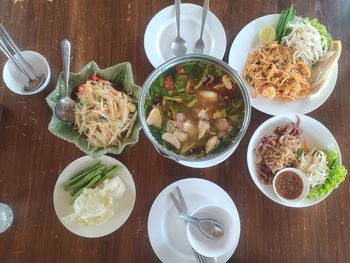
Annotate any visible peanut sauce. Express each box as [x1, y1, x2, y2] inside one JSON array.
[[275, 171, 303, 200]]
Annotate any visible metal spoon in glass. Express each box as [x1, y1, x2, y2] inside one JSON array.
[[179, 213, 225, 240], [54, 39, 76, 124], [170, 0, 187, 56]]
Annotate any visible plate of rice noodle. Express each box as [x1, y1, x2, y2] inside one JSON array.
[[228, 5, 342, 115], [246, 114, 347, 207], [47, 62, 141, 157]]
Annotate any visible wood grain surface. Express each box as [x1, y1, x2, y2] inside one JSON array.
[[0, 0, 349, 262]]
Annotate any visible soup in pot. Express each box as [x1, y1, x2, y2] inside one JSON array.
[[144, 61, 245, 157]]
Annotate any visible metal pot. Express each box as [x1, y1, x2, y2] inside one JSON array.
[[138, 54, 251, 168]]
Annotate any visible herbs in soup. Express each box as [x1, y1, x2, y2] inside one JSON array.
[[144, 61, 245, 157]]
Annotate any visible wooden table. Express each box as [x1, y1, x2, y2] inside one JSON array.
[[0, 0, 349, 262]]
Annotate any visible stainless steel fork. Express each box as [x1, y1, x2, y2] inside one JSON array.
[[169, 186, 211, 263], [0, 24, 46, 92], [193, 0, 210, 54]]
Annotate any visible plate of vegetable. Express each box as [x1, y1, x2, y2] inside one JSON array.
[[228, 5, 342, 115], [53, 155, 136, 237], [246, 114, 347, 207]]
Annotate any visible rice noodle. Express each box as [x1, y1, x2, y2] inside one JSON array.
[[282, 20, 330, 68], [297, 150, 329, 188]]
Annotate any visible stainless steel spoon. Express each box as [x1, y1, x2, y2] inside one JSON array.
[[0, 25, 46, 92], [54, 39, 76, 124], [179, 213, 225, 240], [170, 0, 187, 56]]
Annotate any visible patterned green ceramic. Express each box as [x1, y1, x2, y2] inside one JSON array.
[[46, 61, 141, 157]]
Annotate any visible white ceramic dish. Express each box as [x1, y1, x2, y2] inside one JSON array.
[[246, 114, 341, 207], [53, 155, 136, 238], [228, 14, 338, 116], [3, 50, 51, 95], [187, 205, 236, 258], [147, 178, 240, 263], [144, 3, 227, 68], [273, 167, 309, 204]]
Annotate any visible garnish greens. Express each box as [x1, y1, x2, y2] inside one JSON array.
[[307, 150, 347, 199], [275, 5, 296, 42]]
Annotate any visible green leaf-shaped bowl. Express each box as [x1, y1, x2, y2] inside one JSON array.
[[46, 61, 141, 158]]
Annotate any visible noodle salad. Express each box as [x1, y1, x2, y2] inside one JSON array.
[[254, 119, 347, 199], [75, 75, 137, 149]]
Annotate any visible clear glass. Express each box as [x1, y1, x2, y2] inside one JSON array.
[[0, 203, 13, 233]]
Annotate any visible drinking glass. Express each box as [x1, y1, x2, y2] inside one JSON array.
[[0, 203, 13, 233]]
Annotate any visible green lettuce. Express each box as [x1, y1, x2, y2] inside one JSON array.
[[310, 19, 332, 50], [308, 150, 347, 199]]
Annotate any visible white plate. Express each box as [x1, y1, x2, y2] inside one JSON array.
[[144, 3, 227, 68], [246, 114, 341, 207], [147, 178, 240, 263], [228, 14, 338, 116], [53, 155, 136, 238], [3, 50, 51, 95]]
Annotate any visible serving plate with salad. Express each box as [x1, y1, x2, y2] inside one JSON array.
[[228, 6, 341, 115], [53, 155, 136, 237], [246, 114, 347, 207]]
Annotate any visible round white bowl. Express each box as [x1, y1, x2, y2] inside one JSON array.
[[273, 167, 310, 204], [3, 50, 50, 95], [186, 205, 237, 258]]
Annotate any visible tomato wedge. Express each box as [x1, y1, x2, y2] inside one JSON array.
[[78, 85, 85, 93], [176, 64, 184, 74], [165, 75, 174, 90], [91, 74, 107, 82]]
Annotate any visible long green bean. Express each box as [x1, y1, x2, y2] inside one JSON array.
[[70, 160, 101, 180], [66, 170, 102, 192], [63, 163, 105, 190], [92, 165, 121, 188]]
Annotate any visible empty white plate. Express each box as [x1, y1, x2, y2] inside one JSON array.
[[144, 3, 227, 68], [228, 14, 338, 116], [147, 178, 240, 263], [53, 155, 136, 238]]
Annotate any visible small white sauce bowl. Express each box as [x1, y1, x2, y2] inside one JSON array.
[[186, 205, 237, 258], [2, 50, 51, 95], [273, 167, 310, 204]]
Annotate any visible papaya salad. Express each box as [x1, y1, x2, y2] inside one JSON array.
[[244, 5, 342, 101], [255, 118, 347, 199], [75, 75, 137, 148]]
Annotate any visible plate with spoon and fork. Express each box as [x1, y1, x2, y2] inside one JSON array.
[[147, 178, 240, 263], [144, 3, 226, 68]]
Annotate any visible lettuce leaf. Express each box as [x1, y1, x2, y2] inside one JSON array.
[[308, 150, 347, 199], [310, 19, 332, 50]]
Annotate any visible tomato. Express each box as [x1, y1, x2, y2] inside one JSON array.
[[91, 74, 107, 82], [176, 64, 184, 74], [78, 85, 85, 93], [186, 86, 195, 94], [165, 75, 174, 90]]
